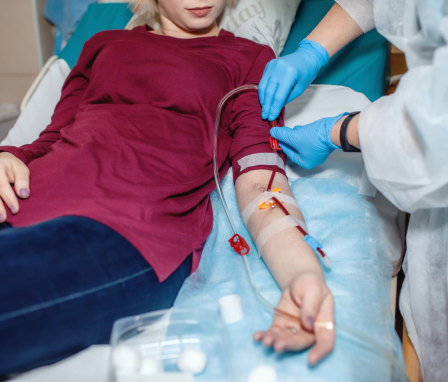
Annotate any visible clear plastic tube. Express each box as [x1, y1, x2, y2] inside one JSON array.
[[213, 84, 259, 235], [212, 84, 275, 312]]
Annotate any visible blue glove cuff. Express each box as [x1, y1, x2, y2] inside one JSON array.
[[326, 112, 349, 150], [327, 139, 342, 150], [298, 39, 330, 67]]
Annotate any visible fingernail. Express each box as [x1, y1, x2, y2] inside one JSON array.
[[309, 355, 318, 366], [307, 316, 315, 329], [19, 188, 30, 198], [274, 343, 285, 353], [10, 205, 18, 214]]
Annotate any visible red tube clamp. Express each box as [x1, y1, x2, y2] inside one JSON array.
[[228, 234, 250, 256]]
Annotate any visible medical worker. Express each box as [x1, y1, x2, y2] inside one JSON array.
[[258, 0, 448, 380]]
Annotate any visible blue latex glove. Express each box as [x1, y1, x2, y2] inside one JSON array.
[[259, 39, 329, 121], [270, 113, 347, 169]]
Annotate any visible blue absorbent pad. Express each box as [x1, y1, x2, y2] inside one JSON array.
[[174, 171, 408, 381]]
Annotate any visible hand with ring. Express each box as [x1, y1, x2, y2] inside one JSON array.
[[253, 271, 335, 365]]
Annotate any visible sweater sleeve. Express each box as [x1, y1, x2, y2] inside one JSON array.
[[229, 44, 286, 182], [0, 38, 96, 165], [335, 0, 375, 33]]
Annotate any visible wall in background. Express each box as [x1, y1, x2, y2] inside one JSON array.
[[0, 0, 54, 104]]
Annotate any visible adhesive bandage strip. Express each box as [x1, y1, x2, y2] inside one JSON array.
[[255, 215, 306, 253], [241, 192, 299, 224], [237, 153, 285, 172]]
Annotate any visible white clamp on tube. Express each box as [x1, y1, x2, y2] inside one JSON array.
[[218, 294, 243, 323]]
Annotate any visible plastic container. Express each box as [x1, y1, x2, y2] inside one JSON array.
[[109, 309, 234, 382]]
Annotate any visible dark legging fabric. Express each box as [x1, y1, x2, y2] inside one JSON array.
[[0, 216, 191, 375]]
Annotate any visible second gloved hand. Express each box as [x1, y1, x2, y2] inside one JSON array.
[[270, 113, 347, 169], [259, 39, 329, 121]]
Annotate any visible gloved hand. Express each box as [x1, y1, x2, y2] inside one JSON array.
[[270, 113, 347, 170], [259, 39, 329, 121]]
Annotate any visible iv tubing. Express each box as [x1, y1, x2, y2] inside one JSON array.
[[212, 83, 276, 312], [213, 84, 259, 235]]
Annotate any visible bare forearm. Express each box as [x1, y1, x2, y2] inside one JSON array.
[[235, 170, 322, 289], [330, 113, 360, 148], [306, 3, 363, 57]]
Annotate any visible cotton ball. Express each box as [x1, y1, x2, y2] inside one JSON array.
[[112, 344, 142, 375], [177, 348, 207, 375], [248, 364, 278, 382], [140, 357, 162, 375]]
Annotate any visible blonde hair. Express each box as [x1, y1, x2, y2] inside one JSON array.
[[129, 0, 237, 23]]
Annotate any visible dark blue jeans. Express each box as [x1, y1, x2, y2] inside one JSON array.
[[0, 216, 191, 375]]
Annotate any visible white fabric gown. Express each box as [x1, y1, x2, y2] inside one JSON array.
[[337, 0, 448, 380]]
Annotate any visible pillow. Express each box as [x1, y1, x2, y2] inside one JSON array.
[[219, 0, 301, 56], [0, 59, 71, 147], [127, 0, 302, 56]]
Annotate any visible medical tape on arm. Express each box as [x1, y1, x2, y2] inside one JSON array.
[[237, 153, 285, 172], [241, 192, 299, 225], [255, 215, 306, 253]]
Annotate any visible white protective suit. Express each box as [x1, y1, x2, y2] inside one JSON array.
[[336, 0, 448, 381]]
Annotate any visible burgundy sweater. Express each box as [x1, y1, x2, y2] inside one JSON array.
[[1, 26, 284, 281]]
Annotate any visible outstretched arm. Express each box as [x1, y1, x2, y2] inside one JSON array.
[[234, 169, 334, 365]]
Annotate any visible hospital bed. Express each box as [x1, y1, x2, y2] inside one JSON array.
[[3, 1, 408, 381]]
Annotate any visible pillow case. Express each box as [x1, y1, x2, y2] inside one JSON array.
[[0, 59, 71, 147], [219, 0, 301, 56]]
